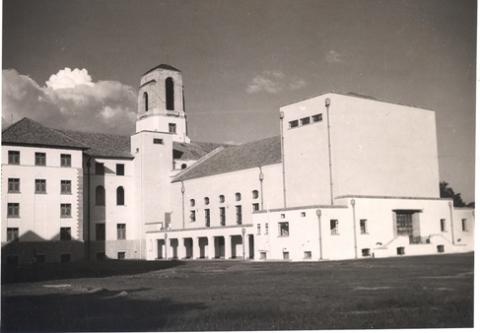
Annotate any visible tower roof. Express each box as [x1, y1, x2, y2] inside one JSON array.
[[143, 64, 181, 75]]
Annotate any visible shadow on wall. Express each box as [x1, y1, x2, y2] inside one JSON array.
[[2, 287, 205, 331]]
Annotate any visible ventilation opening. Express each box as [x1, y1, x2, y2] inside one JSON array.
[[361, 248, 371, 257], [396, 247, 405, 255]]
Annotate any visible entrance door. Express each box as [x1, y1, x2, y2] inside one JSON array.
[[157, 239, 165, 259]]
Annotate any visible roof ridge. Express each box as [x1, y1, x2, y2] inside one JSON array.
[[172, 146, 225, 182]]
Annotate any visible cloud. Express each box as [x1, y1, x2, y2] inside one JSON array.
[[246, 71, 307, 94], [2, 68, 137, 134], [325, 50, 343, 63]]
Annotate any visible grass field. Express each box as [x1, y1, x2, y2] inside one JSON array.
[[1, 253, 474, 331]]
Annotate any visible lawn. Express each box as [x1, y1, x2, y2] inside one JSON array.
[[1, 253, 474, 331]]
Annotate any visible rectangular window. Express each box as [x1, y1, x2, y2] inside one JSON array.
[[7, 203, 19, 218], [60, 227, 72, 241], [300, 117, 310, 125], [153, 138, 163, 144], [462, 219, 467, 232], [117, 223, 126, 240], [289, 120, 299, 128], [279, 222, 289, 237], [116, 164, 125, 176], [35, 152, 46, 166], [117, 252, 126, 259], [96, 223, 106, 241], [362, 248, 371, 257], [235, 205, 242, 225], [265, 223, 269, 235], [190, 210, 196, 223], [8, 178, 20, 193], [219, 207, 226, 226], [257, 224, 261, 235], [283, 251, 290, 260], [304, 251, 312, 259], [35, 179, 47, 193], [60, 154, 71, 167], [61, 180, 72, 194], [252, 203, 260, 212], [95, 162, 104, 175], [7, 228, 19, 241], [397, 247, 405, 255], [60, 203, 71, 218], [205, 209, 210, 227], [396, 212, 413, 236], [168, 123, 177, 134], [440, 219, 446, 232], [8, 151, 20, 165], [312, 114, 323, 122], [260, 251, 267, 260], [330, 219, 339, 235], [360, 219, 367, 234]]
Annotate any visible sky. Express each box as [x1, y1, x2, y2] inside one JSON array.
[[1, 0, 476, 202]]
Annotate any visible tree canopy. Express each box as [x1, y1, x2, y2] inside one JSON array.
[[439, 181, 473, 207]]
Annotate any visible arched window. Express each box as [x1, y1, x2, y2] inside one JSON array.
[[165, 77, 174, 110], [204, 197, 210, 205], [235, 192, 241, 201], [219, 195, 225, 203], [143, 92, 149, 111], [252, 190, 259, 199], [95, 186, 105, 206], [190, 199, 195, 207], [116, 186, 125, 206]]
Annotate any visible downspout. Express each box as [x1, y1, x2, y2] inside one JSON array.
[[448, 201, 455, 245], [325, 98, 334, 205], [181, 181, 186, 229], [280, 111, 287, 208], [258, 166, 264, 210], [316, 209, 323, 260], [86, 156, 92, 260], [350, 199, 358, 259]]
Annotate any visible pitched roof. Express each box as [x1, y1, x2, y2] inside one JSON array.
[[173, 136, 281, 182], [2, 118, 88, 150], [144, 64, 181, 75], [173, 141, 225, 161]]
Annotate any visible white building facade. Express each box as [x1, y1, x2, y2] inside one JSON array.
[[1, 64, 474, 264]]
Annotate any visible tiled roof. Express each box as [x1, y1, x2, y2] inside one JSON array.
[[144, 64, 181, 75], [2, 118, 88, 150], [173, 136, 281, 182], [173, 141, 225, 161]]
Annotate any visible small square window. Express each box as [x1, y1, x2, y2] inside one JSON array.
[[283, 251, 290, 260], [361, 248, 370, 257], [280, 213, 285, 219], [219, 195, 225, 203], [304, 251, 312, 259], [117, 251, 126, 259], [397, 247, 405, 255], [300, 117, 310, 125], [279, 222, 289, 237], [252, 190, 259, 199], [8, 178, 20, 193], [60, 154, 71, 167], [7, 203, 20, 218], [35, 179, 47, 194], [60, 204, 71, 218], [35, 152, 46, 166], [437, 245, 445, 253], [289, 120, 299, 128], [301, 211, 306, 217], [116, 164, 125, 176], [312, 114, 323, 122], [8, 151, 20, 165], [260, 251, 267, 260]]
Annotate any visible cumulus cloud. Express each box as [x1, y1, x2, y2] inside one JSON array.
[[2, 68, 137, 134], [325, 50, 343, 63], [246, 71, 307, 94]]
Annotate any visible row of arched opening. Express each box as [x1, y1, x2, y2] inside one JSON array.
[[142, 77, 175, 112], [95, 186, 125, 206]]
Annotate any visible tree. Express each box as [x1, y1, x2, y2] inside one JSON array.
[[439, 181, 467, 207]]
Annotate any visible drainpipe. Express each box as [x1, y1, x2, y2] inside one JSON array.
[[280, 111, 287, 208], [448, 201, 455, 245], [181, 181, 185, 229], [242, 227, 246, 260], [316, 209, 323, 260], [350, 199, 358, 259], [258, 167, 265, 210], [86, 156, 92, 260], [325, 98, 334, 205]]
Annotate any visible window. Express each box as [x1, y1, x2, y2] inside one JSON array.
[[219, 195, 225, 203], [440, 219, 446, 232], [219, 207, 226, 226], [95, 186, 105, 206], [362, 248, 370, 257], [95, 162, 104, 175], [257, 224, 261, 235], [8, 178, 20, 193], [8, 151, 20, 165], [96, 223, 105, 241], [190, 210, 196, 223], [7, 203, 19, 218], [204, 197, 210, 205], [265, 223, 269, 235], [252, 203, 260, 212], [116, 164, 125, 176], [60, 253, 71, 263], [116, 186, 125, 206], [60, 154, 71, 167], [117, 223, 126, 240], [153, 138, 163, 144], [396, 247, 405, 255], [360, 219, 367, 234], [181, 163, 187, 169], [35, 179, 47, 194], [7, 228, 19, 241], [283, 251, 290, 260], [190, 199, 195, 207], [165, 77, 175, 110], [437, 245, 445, 253], [300, 117, 310, 125], [330, 219, 339, 235], [279, 222, 289, 237], [235, 192, 241, 201], [260, 251, 267, 260], [304, 251, 312, 259], [252, 190, 259, 199], [301, 211, 306, 217], [61, 180, 72, 194], [168, 123, 177, 134], [143, 92, 149, 111], [396, 212, 413, 236], [312, 113, 323, 122], [461, 219, 467, 232], [35, 152, 46, 166], [280, 214, 285, 219], [60, 227, 72, 241], [205, 209, 210, 227], [117, 252, 126, 259], [235, 205, 242, 225], [289, 120, 299, 128], [60, 204, 71, 218]]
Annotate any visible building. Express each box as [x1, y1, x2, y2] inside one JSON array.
[[1, 64, 474, 264]]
